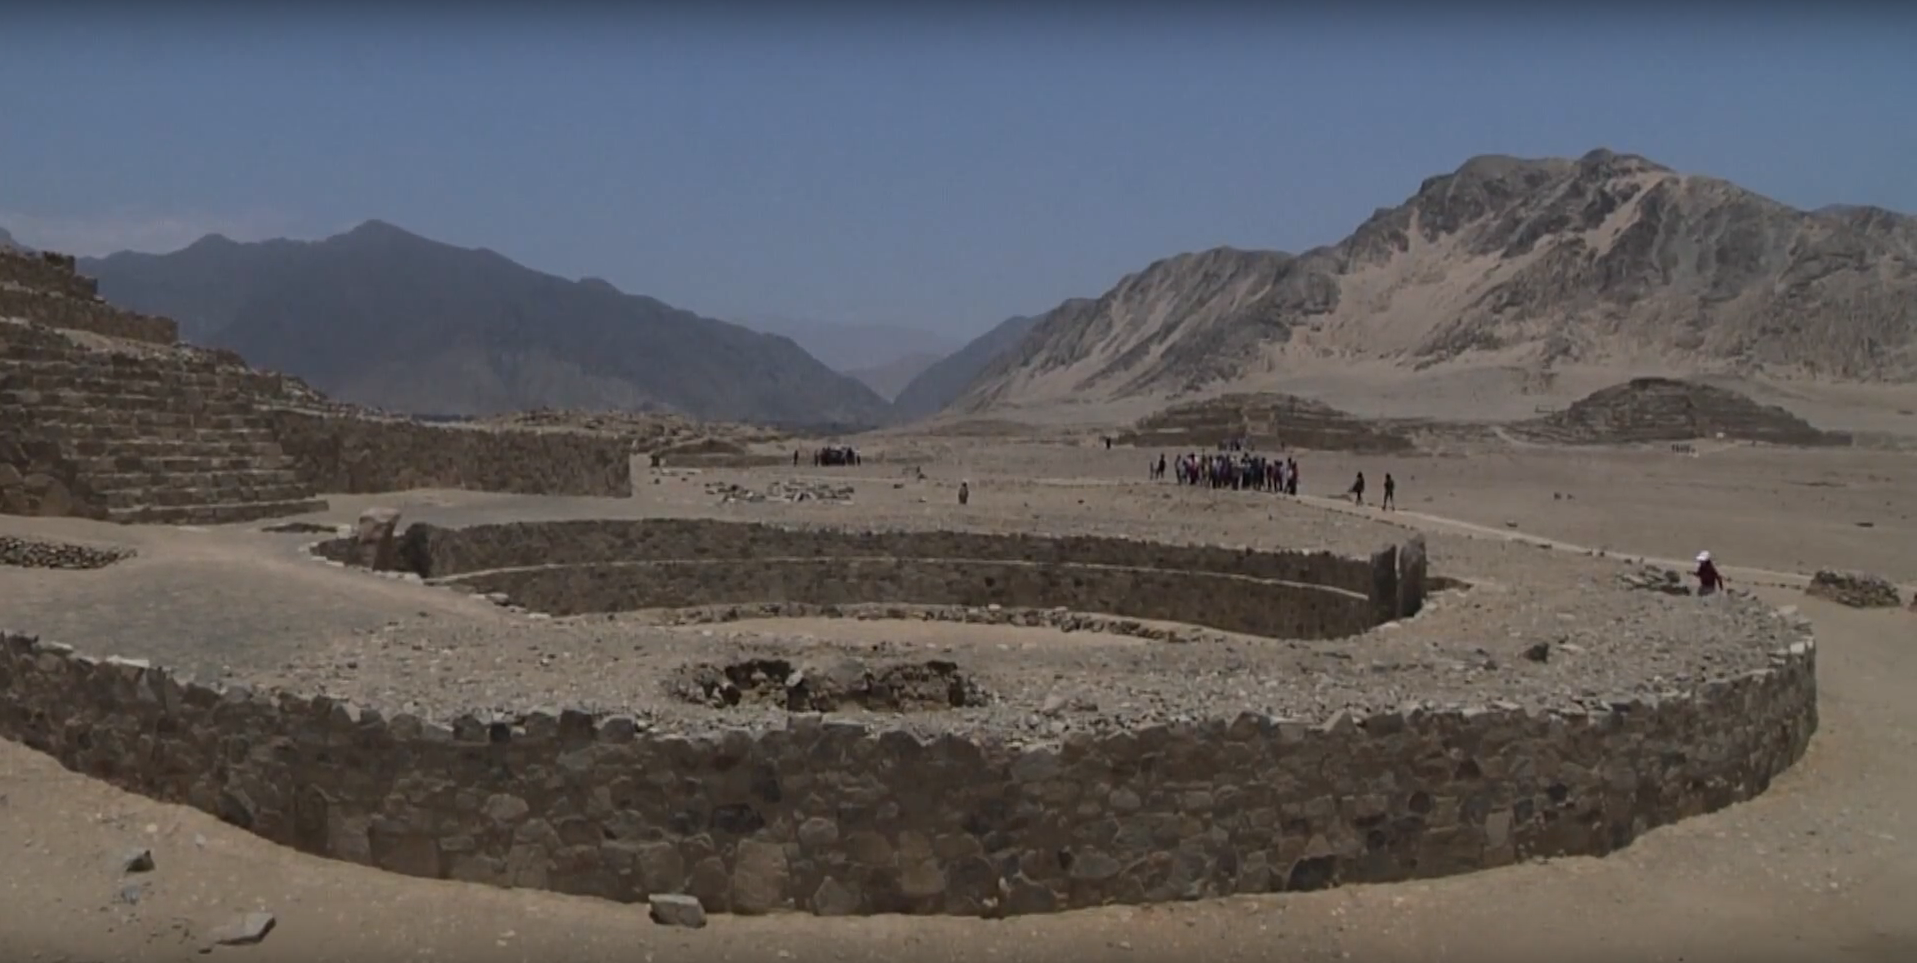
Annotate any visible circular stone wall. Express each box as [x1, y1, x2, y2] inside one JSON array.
[[335, 518, 1429, 640], [0, 629, 1817, 916], [0, 516, 1818, 918]]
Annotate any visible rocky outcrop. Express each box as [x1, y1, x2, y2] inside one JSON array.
[[1513, 378, 1851, 446], [956, 149, 1917, 413], [1806, 570, 1903, 608]]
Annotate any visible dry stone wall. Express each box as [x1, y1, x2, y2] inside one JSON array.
[[0, 250, 99, 300], [0, 285, 179, 345], [375, 518, 1425, 632], [0, 627, 1817, 916], [0, 250, 177, 344], [268, 410, 632, 499], [393, 518, 1379, 589], [449, 558, 1380, 640]]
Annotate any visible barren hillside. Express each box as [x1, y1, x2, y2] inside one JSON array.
[[958, 150, 1917, 415]]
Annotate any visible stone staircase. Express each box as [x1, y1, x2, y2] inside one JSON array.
[[0, 319, 329, 525]]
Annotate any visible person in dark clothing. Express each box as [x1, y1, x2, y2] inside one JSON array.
[[1349, 471, 1366, 506], [1695, 551, 1725, 596], [1382, 473, 1396, 510]]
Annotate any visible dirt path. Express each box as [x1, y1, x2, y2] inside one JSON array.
[[3, 507, 1913, 962]]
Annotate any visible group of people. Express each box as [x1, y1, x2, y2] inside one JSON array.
[[1149, 444, 1404, 512], [1154, 449, 1302, 495]]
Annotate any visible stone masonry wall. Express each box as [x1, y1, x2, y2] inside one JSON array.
[[447, 558, 1380, 640], [268, 410, 632, 498], [0, 284, 179, 345], [0, 250, 99, 300], [376, 518, 1419, 628], [0, 629, 1817, 916], [393, 518, 1380, 593]]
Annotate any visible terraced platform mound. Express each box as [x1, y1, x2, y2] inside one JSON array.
[[1117, 392, 1415, 452], [1513, 378, 1853, 447], [0, 318, 330, 524]]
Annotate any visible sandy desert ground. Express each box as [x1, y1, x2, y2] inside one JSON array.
[[2, 434, 1915, 963]]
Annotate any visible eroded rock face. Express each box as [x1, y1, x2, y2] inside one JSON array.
[[1806, 570, 1903, 609], [355, 508, 403, 571]]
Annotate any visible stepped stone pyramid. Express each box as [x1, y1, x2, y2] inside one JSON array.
[[1118, 392, 1415, 453], [1513, 377, 1852, 447], [0, 250, 331, 525]]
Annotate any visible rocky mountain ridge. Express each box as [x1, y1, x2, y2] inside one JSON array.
[[957, 149, 1917, 414]]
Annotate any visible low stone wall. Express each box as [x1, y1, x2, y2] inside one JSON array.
[[268, 410, 632, 498], [0, 285, 179, 345], [373, 518, 1425, 628], [0, 628, 1818, 916], [447, 558, 1380, 640], [394, 518, 1379, 591]]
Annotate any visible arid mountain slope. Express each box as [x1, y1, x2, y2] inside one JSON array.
[[843, 351, 945, 401], [958, 150, 1917, 414], [79, 222, 892, 426], [890, 313, 1041, 422]]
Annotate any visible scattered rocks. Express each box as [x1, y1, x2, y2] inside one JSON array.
[[670, 656, 992, 713], [706, 479, 854, 505], [648, 893, 708, 928], [0, 534, 133, 570], [1618, 565, 1692, 596], [1806, 570, 1902, 609]]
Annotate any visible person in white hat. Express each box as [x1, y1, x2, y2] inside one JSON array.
[[1694, 550, 1724, 596]]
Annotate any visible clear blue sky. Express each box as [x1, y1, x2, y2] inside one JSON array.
[[2, 6, 1912, 338]]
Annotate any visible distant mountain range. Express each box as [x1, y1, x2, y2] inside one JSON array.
[[76, 221, 894, 427], [51, 147, 1899, 432], [956, 149, 1917, 415]]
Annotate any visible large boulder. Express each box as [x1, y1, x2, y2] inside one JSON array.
[[1805, 569, 1902, 609]]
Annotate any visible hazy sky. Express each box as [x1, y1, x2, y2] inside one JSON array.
[[2, 5, 1912, 338]]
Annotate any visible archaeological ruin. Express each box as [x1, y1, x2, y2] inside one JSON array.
[[0, 245, 1825, 920], [1, 248, 631, 524]]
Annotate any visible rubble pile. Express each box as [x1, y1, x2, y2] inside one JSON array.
[[706, 479, 855, 505]]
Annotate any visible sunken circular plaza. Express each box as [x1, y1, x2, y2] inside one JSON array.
[[0, 517, 1817, 918]]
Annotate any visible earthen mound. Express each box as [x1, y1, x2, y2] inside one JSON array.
[[1515, 378, 1851, 446], [1118, 393, 1415, 452]]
